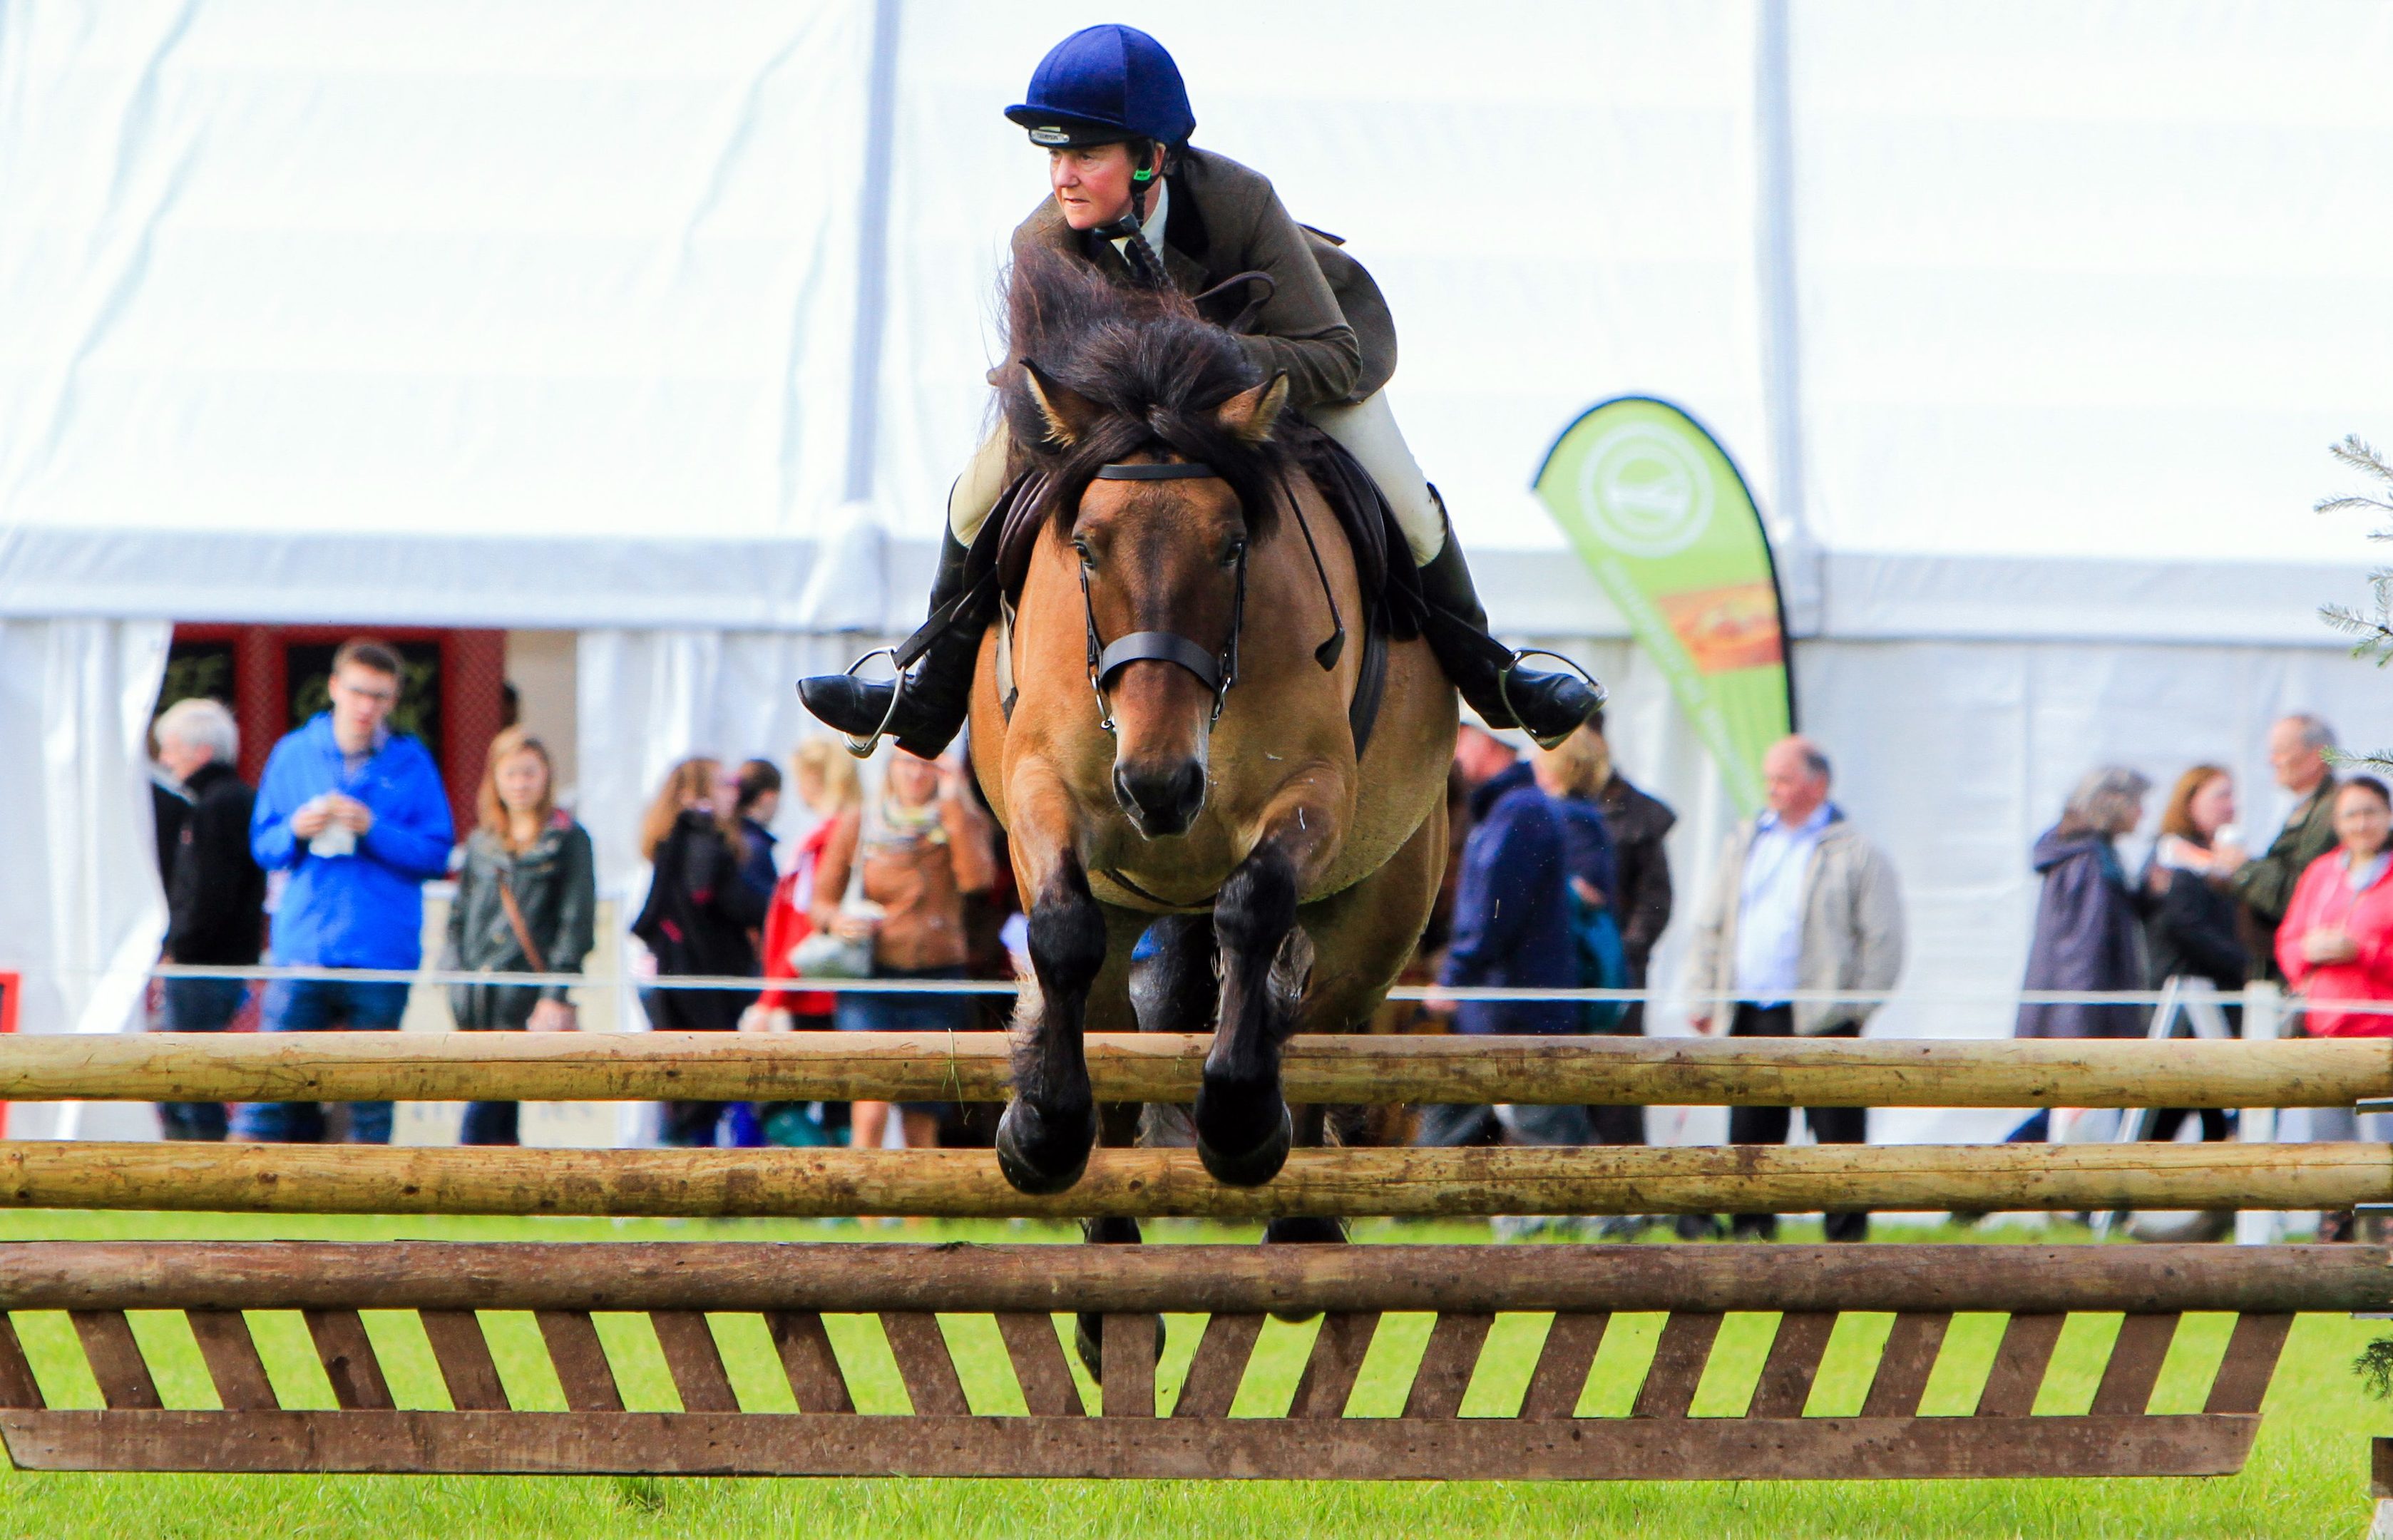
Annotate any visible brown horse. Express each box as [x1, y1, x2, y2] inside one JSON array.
[[967, 255, 1456, 1208]]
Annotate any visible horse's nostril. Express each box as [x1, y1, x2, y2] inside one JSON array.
[[1114, 760, 1206, 836]]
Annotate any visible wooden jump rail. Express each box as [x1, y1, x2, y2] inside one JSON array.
[[1, 1241, 2377, 1479], [1, 1139, 2384, 1218], [4, 1031, 2385, 1107]]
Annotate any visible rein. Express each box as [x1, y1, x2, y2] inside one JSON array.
[[1077, 459, 1345, 734]]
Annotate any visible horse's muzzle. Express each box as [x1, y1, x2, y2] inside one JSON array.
[[1113, 758, 1207, 838]]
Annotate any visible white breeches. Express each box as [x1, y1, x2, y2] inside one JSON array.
[[1308, 392, 1446, 565], [946, 427, 1017, 544], [946, 390, 1448, 565]]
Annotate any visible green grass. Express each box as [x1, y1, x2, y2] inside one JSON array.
[[0, 1209, 2383, 1538]]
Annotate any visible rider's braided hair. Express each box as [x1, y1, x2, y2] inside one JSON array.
[[997, 247, 1297, 547]]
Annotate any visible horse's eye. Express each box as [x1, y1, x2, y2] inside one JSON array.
[[1072, 540, 1095, 567], [1221, 539, 1246, 568]]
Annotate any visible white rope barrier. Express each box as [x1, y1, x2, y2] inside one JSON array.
[[66, 962, 2377, 1013]]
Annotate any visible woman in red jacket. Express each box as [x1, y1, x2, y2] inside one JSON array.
[[2274, 774, 2393, 1238], [2275, 775, 2393, 1039]]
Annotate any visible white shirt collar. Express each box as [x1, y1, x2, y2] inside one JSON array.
[[1107, 178, 1170, 267], [1756, 801, 1833, 837]]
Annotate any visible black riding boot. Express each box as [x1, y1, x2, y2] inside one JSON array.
[[1414, 497, 1603, 748], [798, 528, 984, 758]]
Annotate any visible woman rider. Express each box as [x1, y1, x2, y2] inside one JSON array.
[[799, 24, 1602, 754]]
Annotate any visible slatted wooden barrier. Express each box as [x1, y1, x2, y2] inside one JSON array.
[[0, 1242, 2377, 1479]]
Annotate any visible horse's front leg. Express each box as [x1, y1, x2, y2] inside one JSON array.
[[1195, 792, 1338, 1186], [995, 781, 1110, 1196]]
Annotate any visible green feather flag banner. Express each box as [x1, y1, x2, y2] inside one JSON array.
[[1534, 396, 1795, 814]]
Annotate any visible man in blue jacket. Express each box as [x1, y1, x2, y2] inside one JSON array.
[[1418, 722, 1577, 1149], [239, 639, 454, 1143]]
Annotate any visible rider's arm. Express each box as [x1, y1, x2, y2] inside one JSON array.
[[1211, 177, 1364, 411]]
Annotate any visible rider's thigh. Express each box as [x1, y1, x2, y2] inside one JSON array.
[[1308, 391, 1443, 563], [947, 426, 1013, 542]]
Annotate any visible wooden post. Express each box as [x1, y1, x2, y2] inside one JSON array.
[[2238, 983, 2285, 1248]]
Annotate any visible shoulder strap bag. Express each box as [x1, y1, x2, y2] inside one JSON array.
[[791, 819, 874, 980]]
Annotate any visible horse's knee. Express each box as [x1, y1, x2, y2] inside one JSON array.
[[1215, 846, 1297, 958], [1028, 867, 1107, 995]]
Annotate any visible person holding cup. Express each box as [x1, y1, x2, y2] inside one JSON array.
[[239, 639, 455, 1144]]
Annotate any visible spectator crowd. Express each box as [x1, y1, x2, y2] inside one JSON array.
[[139, 637, 2392, 1240]]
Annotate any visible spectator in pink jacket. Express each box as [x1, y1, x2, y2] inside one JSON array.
[[2274, 774, 2393, 1239], [2275, 776, 2393, 1040]]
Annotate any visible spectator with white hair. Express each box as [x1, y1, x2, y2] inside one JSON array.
[[151, 697, 266, 1141], [2016, 766, 2155, 1042], [1683, 734, 1905, 1242], [2230, 713, 2340, 982]]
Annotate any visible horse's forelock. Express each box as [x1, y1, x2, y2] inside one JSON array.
[[1001, 249, 1289, 543]]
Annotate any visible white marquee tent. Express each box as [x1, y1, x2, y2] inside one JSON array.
[[5, 0, 2393, 1144]]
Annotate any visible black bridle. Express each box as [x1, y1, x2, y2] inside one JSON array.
[[1081, 461, 1246, 734]]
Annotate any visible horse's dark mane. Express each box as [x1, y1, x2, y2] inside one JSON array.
[[998, 249, 1293, 543]]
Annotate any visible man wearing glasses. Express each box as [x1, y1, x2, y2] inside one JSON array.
[[240, 638, 454, 1143]]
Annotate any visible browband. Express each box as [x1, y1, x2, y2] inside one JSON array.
[[1094, 462, 1220, 481]]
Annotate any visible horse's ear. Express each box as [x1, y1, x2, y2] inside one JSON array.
[[1215, 374, 1290, 443], [1021, 359, 1100, 448]]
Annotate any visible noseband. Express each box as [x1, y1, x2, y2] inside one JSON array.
[[1081, 461, 1246, 734]]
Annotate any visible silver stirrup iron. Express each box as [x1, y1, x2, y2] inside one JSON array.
[[1495, 648, 1607, 751], [834, 645, 907, 759]]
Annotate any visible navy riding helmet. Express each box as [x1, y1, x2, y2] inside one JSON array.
[[1005, 24, 1194, 149]]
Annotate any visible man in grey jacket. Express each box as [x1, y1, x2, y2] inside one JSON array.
[[1682, 736, 1905, 1241]]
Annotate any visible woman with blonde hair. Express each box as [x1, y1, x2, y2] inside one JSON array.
[[814, 747, 995, 1150], [442, 727, 595, 1145], [630, 755, 768, 1145], [1530, 727, 1621, 1014], [737, 742, 866, 1146]]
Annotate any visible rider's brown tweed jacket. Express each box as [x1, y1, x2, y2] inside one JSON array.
[[1012, 145, 1397, 411]]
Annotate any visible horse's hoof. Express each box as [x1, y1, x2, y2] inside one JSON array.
[[1263, 1215, 1348, 1246], [1073, 1310, 1164, 1387], [1264, 1215, 1349, 1321], [995, 1099, 1096, 1196], [1194, 1098, 1293, 1187]]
